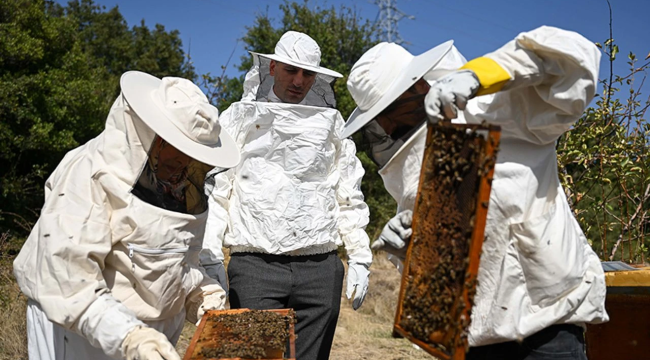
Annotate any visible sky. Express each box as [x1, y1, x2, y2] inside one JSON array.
[[59, 0, 650, 97]]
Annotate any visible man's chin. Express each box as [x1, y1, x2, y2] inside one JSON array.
[[281, 95, 304, 104]]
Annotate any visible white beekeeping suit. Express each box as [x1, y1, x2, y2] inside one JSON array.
[[459, 27, 608, 346], [201, 30, 372, 360], [203, 102, 371, 263], [13, 72, 240, 360], [344, 26, 608, 350], [201, 33, 371, 287]]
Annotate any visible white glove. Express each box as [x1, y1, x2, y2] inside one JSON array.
[[204, 261, 228, 295], [186, 291, 226, 325], [346, 262, 370, 310], [371, 210, 413, 260], [121, 326, 180, 360], [425, 69, 480, 124]]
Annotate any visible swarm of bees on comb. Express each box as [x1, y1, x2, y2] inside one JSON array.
[[394, 123, 500, 360], [187, 309, 296, 360]]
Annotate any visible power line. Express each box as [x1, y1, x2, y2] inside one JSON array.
[[375, 0, 414, 45]]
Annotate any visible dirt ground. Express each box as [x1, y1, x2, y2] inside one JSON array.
[[328, 256, 435, 360]]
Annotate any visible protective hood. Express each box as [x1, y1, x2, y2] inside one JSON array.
[[41, 93, 182, 198], [101, 95, 211, 214], [243, 52, 338, 108], [378, 124, 428, 213], [121, 71, 239, 168], [250, 31, 342, 78], [236, 32, 342, 109], [351, 45, 467, 171], [344, 42, 468, 138], [372, 44, 468, 213]]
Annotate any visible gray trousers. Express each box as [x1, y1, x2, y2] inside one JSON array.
[[467, 324, 587, 360], [228, 251, 345, 360]]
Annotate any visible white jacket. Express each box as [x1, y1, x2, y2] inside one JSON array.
[[13, 96, 224, 357], [381, 26, 608, 346], [201, 100, 372, 267]]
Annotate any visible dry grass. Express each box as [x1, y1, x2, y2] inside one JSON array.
[[1, 234, 432, 359], [0, 233, 28, 360], [329, 255, 433, 360]]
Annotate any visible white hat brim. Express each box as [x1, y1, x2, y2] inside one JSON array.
[[341, 40, 454, 139], [251, 52, 343, 78], [120, 71, 240, 168]]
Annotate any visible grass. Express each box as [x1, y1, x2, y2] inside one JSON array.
[[328, 256, 435, 360], [0, 233, 28, 360], [0, 234, 433, 360]]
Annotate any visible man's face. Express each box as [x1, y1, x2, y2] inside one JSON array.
[[375, 79, 431, 137], [269, 60, 317, 104], [154, 138, 192, 181]]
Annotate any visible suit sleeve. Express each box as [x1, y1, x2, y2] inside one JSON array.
[[463, 26, 601, 144], [13, 155, 145, 358], [334, 133, 372, 267]]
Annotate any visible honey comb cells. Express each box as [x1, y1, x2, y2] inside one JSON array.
[[185, 309, 296, 360], [394, 123, 500, 360]]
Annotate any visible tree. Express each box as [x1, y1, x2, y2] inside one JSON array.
[[557, 38, 650, 264], [203, 0, 396, 240], [0, 0, 195, 236]]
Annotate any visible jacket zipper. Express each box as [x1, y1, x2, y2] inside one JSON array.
[[127, 244, 200, 272]]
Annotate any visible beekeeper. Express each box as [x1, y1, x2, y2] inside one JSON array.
[[201, 31, 372, 360], [13, 71, 240, 360], [342, 26, 608, 359]]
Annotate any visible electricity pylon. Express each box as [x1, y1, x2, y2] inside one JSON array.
[[375, 0, 414, 45]]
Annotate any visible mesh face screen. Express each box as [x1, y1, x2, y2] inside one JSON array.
[[394, 123, 500, 360], [255, 57, 337, 108], [132, 136, 211, 215]]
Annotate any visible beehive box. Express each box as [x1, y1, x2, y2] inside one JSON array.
[[184, 309, 296, 360], [586, 267, 650, 360], [393, 123, 500, 360]]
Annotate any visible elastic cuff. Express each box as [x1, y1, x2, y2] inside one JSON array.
[[199, 248, 225, 266], [200, 283, 226, 298], [75, 293, 145, 359], [460, 57, 511, 96], [230, 243, 339, 256], [347, 247, 373, 267]]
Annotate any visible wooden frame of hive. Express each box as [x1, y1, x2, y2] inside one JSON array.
[[184, 308, 296, 360], [393, 123, 501, 360]]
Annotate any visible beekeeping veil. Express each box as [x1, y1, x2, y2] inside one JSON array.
[[346, 41, 468, 213], [247, 31, 342, 107], [121, 72, 240, 213]]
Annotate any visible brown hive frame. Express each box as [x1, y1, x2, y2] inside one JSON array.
[[393, 122, 500, 360], [184, 308, 296, 360]]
